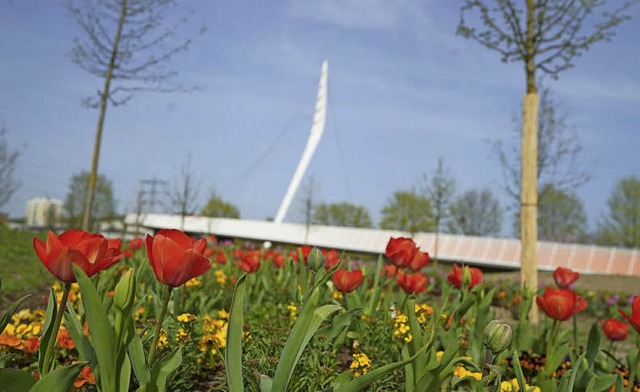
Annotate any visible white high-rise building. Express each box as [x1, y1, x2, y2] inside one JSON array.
[[25, 197, 62, 228]]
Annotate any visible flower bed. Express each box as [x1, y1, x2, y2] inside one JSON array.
[[0, 230, 639, 391]]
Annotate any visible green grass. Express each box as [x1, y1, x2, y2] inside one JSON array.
[[0, 225, 51, 311]]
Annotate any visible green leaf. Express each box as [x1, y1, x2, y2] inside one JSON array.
[[364, 255, 383, 316], [512, 350, 528, 392], [585, 374, 618, 392], [0, 368, 37, 392], [128, 322, 150, 388], [585, 322, 601, 369], [73, 265, 118, 392], [562, 353, 586, 392], [63, 302, 95, 365], [149, 347, 182, 392], [0, 294, 31, 334], [272, 287, 321, 392], [38, 288, 57, 374], [258, 374, 273, 392], [29, 361, 86, 392], [226, 273, 247, 392], [272, 297, 341, 392], [405, 296, 426, 385]]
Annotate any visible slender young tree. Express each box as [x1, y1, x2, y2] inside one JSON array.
[[421, 158, 456, 263], [448, 188, 502, 237], [167, 155, 200, 230], [458, 0, 637, 320], [380, 190, 434, 235], [67, 0, 199, 231]]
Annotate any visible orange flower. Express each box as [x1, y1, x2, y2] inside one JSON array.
[[24, 336, 40, 353], [146, 229, 211, 287], [33, 230, 122, 283], [57, 328, 74, 350], [74, 366, 96, 388], [0, 333, 23, 349]]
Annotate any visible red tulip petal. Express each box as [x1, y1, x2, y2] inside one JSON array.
[[146, 234, 159, 280], [151, 234, 191, 286], [75, 237, 108, 264], [58, 230, 91, 247], [33, 237, 48, 263], [90, 255, 122, 277], [162, 229, 194, 249], [193, 238, 207, 254], [619, 309, 640, 334]]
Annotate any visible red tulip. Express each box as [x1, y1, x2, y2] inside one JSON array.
[[397, 271, 428, 294], [33, 230, 122, 283], [553, 267, 580, 289], [146, 229, 211, 287], [203, 248, 214, 258], [271, 253, 285, 268], [215, 250, 227, 265], [574, 294, 587, 313], [127, 237, 144, 251], [447, 264, 483, 289], [381, 264, 398, 278], [106, 238, 122, 258], [237, 250, 261, 273], [536, 287, 576, 321], [323, 249, 340, 270], [385, 237, 418, 268], [408, 250, 430, 271], [602, 319, 628, 341], [619, 296, 640, 334], [332, 269, 365, 293]]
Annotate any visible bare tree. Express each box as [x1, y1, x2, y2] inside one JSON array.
[[420, 158, 456, 263], [167, 155, 200, 230], [296, 175, 319, 243], [492, 87, 591, 206], [449, 188, 503, 237], [458, 0, 637, 317], [0, 125, 20, 210], [67, 0, 201, 231]]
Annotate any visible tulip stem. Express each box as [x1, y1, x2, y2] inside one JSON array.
[[42, 282, 72, 376], [482, 348, 493, 378], [148, 286, 173, 367], [627, 349, 640, 392], [572, 314, 578, 351]]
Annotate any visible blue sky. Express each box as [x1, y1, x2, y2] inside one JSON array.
[[1, 0, 639, 236]]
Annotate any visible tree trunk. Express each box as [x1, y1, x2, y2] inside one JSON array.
[[521, 92, 539, 324], [81, 0, 128, 231]]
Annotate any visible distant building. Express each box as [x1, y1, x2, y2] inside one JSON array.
[[26, 197, 62, 228]]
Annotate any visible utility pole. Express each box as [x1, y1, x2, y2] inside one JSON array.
[[141, 178, 167, 213]]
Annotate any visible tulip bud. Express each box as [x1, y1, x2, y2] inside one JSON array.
[[307, 248, 325, 272], [482, 320, 512, 355], [113, 269, 136, 312], [462, 266, 472, 289]]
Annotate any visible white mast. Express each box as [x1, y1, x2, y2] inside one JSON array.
[[274, 60, 328, 224]]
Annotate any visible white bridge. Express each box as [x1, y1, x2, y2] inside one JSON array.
[[124, 213, 640, 277]]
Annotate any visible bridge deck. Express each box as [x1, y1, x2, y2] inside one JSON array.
[[125, 214, 640, 276]]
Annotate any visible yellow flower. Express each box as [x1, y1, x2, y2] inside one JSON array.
[[500, 379, 541, 392], [332, 291, 343, 300], [453, 365, 481, 381], [185, 278, 202, 288], [177, 313, 197, 323], [176, 328, 190, 343], [215, 270, 227, 285], [156, 330, 168, 349], [350, 352, 371, 378], [436, 351, 444, 361], [217, 309, 229, 320]]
